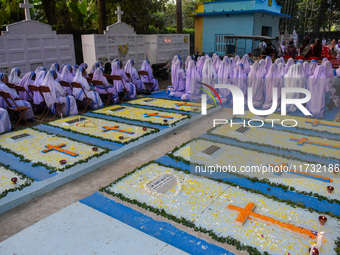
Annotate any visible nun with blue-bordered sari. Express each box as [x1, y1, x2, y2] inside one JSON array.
[[93, 67, 119, 104], [0, 107, 11, 134], [72, 68, 103, 109], [42, 70, 78, 116], [0, 73, 34, 120]]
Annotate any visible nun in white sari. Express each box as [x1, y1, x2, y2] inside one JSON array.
[[233, 63, 247, 102], [217, 59, 232, 104], [201, 58, 217, 102], [42, 71, 78, 116], [72, 68, 103, 109], [111, 61, 137, 99], [18, 72, 36, 101], [306, 65, 329, 118], [50, 63, 61, 80], [32, 70, 46, 105], [263, 64, 283, 110], [247, 62, 265, 108], [8, 68, 21, 85], [140, 60, 159, 92], [309, 60, 318, 76], [0, 74, 34, 120], [60, 65, 74, 95], [124, 59, 145, 93], [169, 60, 186, 98], [0, 108, 11, 134], [181, 60, 201, 100], [93, 67, 119, 104], [283, 64, 305, 112]]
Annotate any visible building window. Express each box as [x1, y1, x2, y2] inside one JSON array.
[[261, 26, 272, 37], [215, 34, 234, 55]]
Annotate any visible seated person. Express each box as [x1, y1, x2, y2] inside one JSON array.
[[125, 59, 145, 93], [312, 38, 323, 59], [140, 60, 159, 92], [42, 70, 78, 116], [0, 73, 34, 121], [169, 60, 186, 98], [0, 107, 11, 134], [92, 67, 119, 104], [111, 61, 137, 100], [72, 68, 104, 109]]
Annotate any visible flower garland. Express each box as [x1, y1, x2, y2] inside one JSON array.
[[93, 105, 191, 127], [101, 161, 340, 254], [118, 44, 128, 54], [126, 98, 215, 113], [143, 173, 182, 198], [0, 162, 34, 199], [208, 125, 340, 162], [45, 115, 160, 145], [0, 128, 110, 173]]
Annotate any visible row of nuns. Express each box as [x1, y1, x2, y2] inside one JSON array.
[[170, 53, 340, 118], [0, 59, 160, 133]]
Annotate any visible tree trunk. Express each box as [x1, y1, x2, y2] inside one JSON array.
[[176, 0, 183, 34], [97, 0, 106, 34], [41, 0, 57, 26]]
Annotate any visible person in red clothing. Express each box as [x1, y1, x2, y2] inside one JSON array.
[[312, 38, 322, 59], [287, 40, 297, 58]]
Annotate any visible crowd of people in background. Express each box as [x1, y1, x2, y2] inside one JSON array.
[[281, 34, 340, 60]]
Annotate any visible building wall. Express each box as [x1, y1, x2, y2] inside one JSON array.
[[202, 14, 254, 54], [195, 17, 203, 53], [203, 0, 255, 12], [0, 20, 75, 74], [252, 13, 280, 37], [254, 0, 282, 12]]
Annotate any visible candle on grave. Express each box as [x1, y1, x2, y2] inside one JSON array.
[[61, 113, 63, 119], [319, 216, 327, 225], [11, 177, 18, 184], [309, 244, 319, 255], [316, 231, 324, 249], [327, 186, 334, 193]]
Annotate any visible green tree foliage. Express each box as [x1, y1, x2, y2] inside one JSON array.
[[1, 0, 339, 35]]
